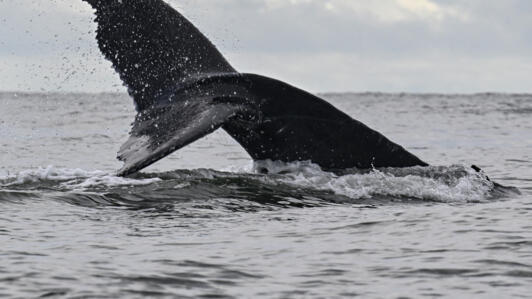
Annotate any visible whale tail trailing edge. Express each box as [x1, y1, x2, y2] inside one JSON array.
[[83, 0, 428, 176]]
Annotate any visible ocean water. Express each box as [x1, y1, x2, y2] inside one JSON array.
[[0, 92, 530, 298]]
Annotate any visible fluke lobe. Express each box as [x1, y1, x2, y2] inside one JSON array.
[[82, 0, 428, 176]]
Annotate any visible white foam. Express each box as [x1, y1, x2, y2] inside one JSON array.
[[253, 160, 323, 174], [61, 175, 161, 190], [0, 166, 104, 184], [253, 160, 495, 203], [0, 166, 161, 189], [1, 163, 496, 202]]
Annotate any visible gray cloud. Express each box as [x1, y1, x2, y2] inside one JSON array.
[[1, 0, 531, 93]]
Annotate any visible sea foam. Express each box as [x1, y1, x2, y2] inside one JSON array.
[[252, 160, 495, 203], [0, 166, 161, 189]]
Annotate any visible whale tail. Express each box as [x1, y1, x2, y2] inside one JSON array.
[[83, 0, 428, 176], [115, 73, 428, 176]]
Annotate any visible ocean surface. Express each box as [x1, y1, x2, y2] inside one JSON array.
[[0, 91, 530, 298]]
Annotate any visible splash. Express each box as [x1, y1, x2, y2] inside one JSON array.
[[0, 163, 511, 205], [253, 160, 497, 203]]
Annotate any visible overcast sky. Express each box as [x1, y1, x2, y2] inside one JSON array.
[[1, 0, 531, 93]]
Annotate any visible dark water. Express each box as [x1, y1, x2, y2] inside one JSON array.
[[0, 92, 530, 298]]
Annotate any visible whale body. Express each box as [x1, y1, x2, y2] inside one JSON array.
[[82, 0, 428, 176]]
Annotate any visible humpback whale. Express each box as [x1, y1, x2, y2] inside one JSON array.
[[82, 0, 428, 176]]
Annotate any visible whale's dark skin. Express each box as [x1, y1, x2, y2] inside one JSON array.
[[82, 0, 428, 176]]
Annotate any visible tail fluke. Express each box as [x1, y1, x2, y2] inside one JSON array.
[[82, 1, 428, 175], [117, 96, 244, 176], [116, 74, 427, 176], [83, 0, 235, 111]]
